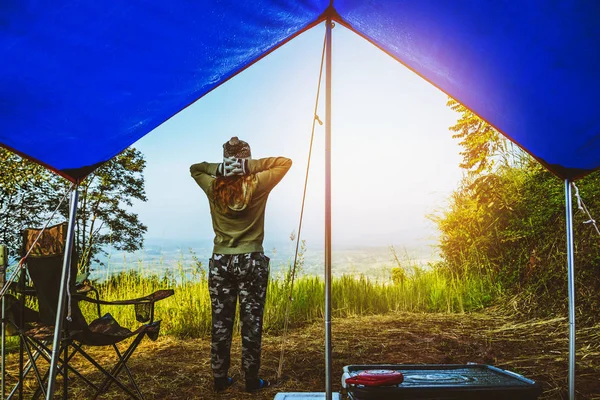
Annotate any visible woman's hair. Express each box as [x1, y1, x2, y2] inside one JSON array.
[[212, 174, 257, 213]]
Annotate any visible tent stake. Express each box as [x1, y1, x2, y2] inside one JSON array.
[[46, 186, 79, 400], [564, 180, 576, 400], [324, 16, 333, 400]]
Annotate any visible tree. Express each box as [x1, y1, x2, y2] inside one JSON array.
[[433, 98, 600, 319], [447, 98, 531, 178], [435, 98, 533, 278], [0, 147, 148, 274], [55, 148, 148, 273], [0, 149, 59, 258]]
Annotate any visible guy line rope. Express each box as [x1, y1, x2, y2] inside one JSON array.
[[572, 182, 600, 237], [276, 27, 328, 379]]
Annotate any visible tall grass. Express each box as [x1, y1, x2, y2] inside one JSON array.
[[78, 251, 500, 338]]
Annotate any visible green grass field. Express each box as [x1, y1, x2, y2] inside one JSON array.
[[77, 256, 500, 338]]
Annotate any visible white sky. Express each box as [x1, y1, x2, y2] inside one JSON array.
[[132, 23, 463, 251]]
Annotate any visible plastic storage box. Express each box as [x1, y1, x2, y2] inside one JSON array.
[[342, 364, 542, 400]]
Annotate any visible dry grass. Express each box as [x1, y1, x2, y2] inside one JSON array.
[[4, 312, 599, 399]]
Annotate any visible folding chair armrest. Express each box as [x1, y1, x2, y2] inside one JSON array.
[[74, 289, 174, 323], [75, 281, 96, 295], [74, 289, 174, 306]]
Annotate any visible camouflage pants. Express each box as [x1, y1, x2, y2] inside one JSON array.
[[208, 252, 270, 380]]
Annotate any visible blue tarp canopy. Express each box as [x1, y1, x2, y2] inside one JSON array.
[[2, 1, 600, 181]]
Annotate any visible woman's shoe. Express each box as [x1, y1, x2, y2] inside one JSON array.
[[214, 377, 235, 392], [245, 378, 271, 392]]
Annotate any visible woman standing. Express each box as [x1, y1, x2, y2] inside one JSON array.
[[190, 137, 292, 393]]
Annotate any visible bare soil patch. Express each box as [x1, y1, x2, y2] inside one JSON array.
[[5, 312, 599, 399]]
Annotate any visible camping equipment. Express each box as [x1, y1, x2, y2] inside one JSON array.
[[4, 3, 600, 399], [343, 364, 542, 400], [345, 369, 405, 387], [7, 222, 174, 399]]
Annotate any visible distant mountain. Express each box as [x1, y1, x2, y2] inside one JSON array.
[[90, 237, 439, 283]]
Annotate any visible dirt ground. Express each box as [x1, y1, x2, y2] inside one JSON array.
[[5, 312, 600, 399]]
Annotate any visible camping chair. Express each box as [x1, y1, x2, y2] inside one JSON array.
[[12, 222, 174, 399], [1, 245, 44, 400]]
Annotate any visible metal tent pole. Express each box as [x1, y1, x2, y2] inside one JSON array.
[[324, 16, 333, 400], [46, 186, 79, 400], [1, 294, 5, 399], [564, 180, 576, 400], [1, 244, 7, 399]]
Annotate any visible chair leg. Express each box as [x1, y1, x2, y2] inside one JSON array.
[[18, 329, 24, 399], [6, 347, 44, 400], [15, 337, 146, 400], [70, 341, 143, 400], [109, 342, 144, 399], [28, 340, 67, 400], [93, 332, 146, 399], [21, 337, 48, 399], [63, 339, 68, 400], [25, 338, 100, 399]]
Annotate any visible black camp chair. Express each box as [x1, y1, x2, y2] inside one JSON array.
[[11, 222, 174, 399]]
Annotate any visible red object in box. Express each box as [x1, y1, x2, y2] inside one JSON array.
[[345, 370, 405, 387]]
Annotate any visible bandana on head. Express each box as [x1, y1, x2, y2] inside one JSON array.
[[223, 137, 251, 158]]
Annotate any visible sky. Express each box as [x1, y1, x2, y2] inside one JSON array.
[[131, 22, 463, 253]]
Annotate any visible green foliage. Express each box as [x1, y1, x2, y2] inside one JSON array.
[[0, 149, 60, 257], [389, 246, 407, 284], [62, 148, 148, 273], [0, 148, 147, 273], [448, 99, 504, 176], [433, 99, 600, 320], [77, 255, 496, 338]]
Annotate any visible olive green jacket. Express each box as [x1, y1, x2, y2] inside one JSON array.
[[190, 157, 292, 254]]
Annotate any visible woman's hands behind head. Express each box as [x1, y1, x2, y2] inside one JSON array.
[[220, 157, 248, 177]]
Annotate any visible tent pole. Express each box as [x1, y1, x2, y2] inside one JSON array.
[[1, 295, 5, 399], [564, 180, 576, 400], [46, 186, 79, 400], [1, 244, 7, 399], [324, 16, 333, 400]]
